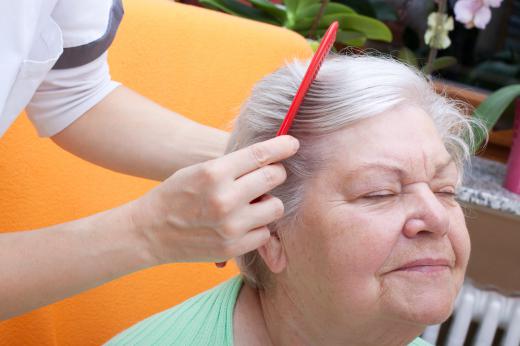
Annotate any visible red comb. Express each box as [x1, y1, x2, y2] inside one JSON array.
[[277, 21, 338, 136], [216, 22, 338, 269]]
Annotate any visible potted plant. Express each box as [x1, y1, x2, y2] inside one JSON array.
[[192, 0, 394, 47], [179, 0, 517, 164], [382, 0, 517, 164], [473, 84, 520, 194]]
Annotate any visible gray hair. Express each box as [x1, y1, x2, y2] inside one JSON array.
[[226, 54, 486, 289]]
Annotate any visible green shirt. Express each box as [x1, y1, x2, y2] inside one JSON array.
[[106, 276, 432, 346]]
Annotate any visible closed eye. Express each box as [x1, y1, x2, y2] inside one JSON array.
[[364, 191, 456, 199], [364, 193, 397, 199], [436, 191, 456, 197]]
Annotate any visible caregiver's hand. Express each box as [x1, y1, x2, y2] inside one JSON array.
[[130, 135, 299, 264]]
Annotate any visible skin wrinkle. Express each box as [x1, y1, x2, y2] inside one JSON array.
[[334, 158, 459, 283], [229, 54, 486, 345], [276, 211, 337, 345], [232, 105, 471, 345], [340, 160, 456, 205]]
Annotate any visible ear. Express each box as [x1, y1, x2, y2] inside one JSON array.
[[257, 231, 287, 274]]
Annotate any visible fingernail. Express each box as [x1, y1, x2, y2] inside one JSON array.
[[290, 137, 300, 151]]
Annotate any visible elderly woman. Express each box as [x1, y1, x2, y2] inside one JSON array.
[[106, 55, 484, 345]]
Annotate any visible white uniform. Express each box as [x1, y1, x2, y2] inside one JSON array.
[[0, 0, 124, 137]]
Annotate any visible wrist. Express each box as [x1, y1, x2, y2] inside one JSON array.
[[116, 199, 160, 269], [181, 122, 229, 162]]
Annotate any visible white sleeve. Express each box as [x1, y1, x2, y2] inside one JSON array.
[[26, 51, 120, 137], [26, 0, 123, 137]]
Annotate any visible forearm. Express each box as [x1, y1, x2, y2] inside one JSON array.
[[51, 86, 229, 181], [0, 135, 299, 320], [0, 201, 153, 321]]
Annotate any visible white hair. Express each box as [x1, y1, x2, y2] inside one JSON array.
[[227, 54, 486, 289]]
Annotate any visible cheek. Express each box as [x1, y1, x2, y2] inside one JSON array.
[[448, 206, 471, 272], [317, 206, 406, 284]]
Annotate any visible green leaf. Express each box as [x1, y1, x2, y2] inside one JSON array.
[[301, 28, 366, 46], [291, 17, 315, 31], [284, 0, 319, 27], [422, 56, 457, 74], [284, 0, 299, 14], [298, 3, 355, 19], [336, 30, 366, 46], [284, 0, 319, 16], [398, 47, 418, 68], [473, 84, 520, 148], [294, 13, 391, 42], [199, 0, 278, 24], [249, 0, 286, 23], [336, 14, 392, 41]]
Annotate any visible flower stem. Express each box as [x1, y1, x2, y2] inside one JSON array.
[[309, 0, 329, 39], [425, 0, 447, 74]]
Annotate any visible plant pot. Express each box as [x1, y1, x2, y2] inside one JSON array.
[[434, 79, 514, 163], [504, 99, 520, 195]]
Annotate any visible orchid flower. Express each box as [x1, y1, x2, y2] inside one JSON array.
[[424, 13, 454, 49], [454, 0, 503, 29]]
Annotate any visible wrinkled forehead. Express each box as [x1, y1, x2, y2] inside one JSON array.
[[314, 106, 457, 182]]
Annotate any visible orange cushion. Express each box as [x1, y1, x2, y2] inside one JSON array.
[[0, 0, 311, 344]]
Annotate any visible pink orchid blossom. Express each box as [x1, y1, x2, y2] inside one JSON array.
[[454, 0, 503, 29]]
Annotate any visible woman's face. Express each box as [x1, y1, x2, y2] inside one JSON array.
[[280, 105, 470, 330]]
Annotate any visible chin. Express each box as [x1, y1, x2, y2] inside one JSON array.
[[385, 266, 467, 324], [388, 280, 461, 326], [411, 299, 455, 325], [405, 292, 456, 325]]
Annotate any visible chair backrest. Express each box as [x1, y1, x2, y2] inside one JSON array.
[[0, 0, 312, 344]]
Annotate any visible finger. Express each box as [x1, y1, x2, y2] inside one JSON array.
[[233, 163, 287, 204], [229, 226, 271, 257], [221, 136, 299, 179], [227, 195, 284, 235]]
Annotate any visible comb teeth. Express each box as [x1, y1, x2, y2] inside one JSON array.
[[312, 54, 327, 79], [276, 21, 338, 136], [313, 40, 334, 78], [216, 23, 338, 269]]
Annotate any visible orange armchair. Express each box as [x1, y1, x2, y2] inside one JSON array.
[[0, 0, 311, 344]]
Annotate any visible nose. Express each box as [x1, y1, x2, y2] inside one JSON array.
[[402, 183, 450, 238]]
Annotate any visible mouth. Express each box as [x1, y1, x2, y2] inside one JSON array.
[[391, 258, 452, 274]]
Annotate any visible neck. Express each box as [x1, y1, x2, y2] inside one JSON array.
[[235, 279, 424, 346]]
